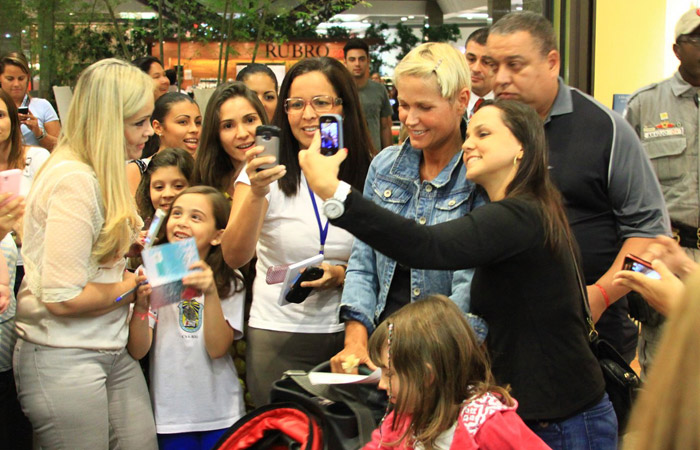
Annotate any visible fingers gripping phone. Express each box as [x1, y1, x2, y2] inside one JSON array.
[[319, 114, 343, 156], [255, 125, 281, 171], [285, 267, 324, 304], [622, 254, 661, 279], [0, 169, 22, 206]]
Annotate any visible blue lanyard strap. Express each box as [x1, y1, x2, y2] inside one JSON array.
[[308, 184, 329, 254]]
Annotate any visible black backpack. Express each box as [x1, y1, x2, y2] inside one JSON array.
[[269, 362, 386, 450]]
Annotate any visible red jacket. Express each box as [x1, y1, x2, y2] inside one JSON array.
[[362, 392, 551, 450]]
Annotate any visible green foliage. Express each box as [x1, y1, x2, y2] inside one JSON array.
[[325, 26, 351, 39], [53, 24, 120, 87], [363, 22, 391, 74], [422, 23, 462, 44], [365, 20, 464, 73], [392, 22, 420, 62]]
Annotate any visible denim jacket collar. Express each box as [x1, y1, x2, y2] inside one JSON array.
[[389, 140, 465, 189]]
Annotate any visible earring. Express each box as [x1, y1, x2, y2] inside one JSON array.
[[513, 155, 519, 166]]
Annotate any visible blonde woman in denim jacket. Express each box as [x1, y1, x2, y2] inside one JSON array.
[[330, 43, 487, 374]]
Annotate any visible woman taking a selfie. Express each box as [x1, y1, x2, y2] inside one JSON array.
[[13, 59, 157, 449], [221, 57, 372, 407], [299, 99, 616, 449]]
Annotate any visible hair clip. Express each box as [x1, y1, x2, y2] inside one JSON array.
[[433, 59, 443, 72], [387, 322, 394, 365]]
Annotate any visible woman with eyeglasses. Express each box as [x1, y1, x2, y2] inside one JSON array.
[[221, 57, 372, 406]]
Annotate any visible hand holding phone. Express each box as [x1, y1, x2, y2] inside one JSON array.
[[622, 254, 661, 279], [0, 169, 22, 207], [285, 266, 324, 304], [319, 114, 343, 156], [255, 125, 281, 171], [615, 253, 684, 316]]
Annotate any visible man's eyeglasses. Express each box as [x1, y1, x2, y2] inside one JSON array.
[[284, 95, 343, 113], [678, 34, 700, 47]]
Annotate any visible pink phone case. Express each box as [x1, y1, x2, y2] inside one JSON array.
[[266, 264, 290, 285], [0, 169, 22, 206]]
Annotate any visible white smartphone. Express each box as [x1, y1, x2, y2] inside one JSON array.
[[255, 125, 281, 171], [143, 208, 167, 248]]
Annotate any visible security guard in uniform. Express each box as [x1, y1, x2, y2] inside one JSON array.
[[625, 7, 700, 378]]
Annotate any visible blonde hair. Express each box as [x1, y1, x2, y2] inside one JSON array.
[[623, 270, 700, 449], [393, 42, 471, 100], [369, 295, 511, 449], [52, 58, 151, 262]]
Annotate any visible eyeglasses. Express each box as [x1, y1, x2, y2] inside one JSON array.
[[678, 34, 700, 47], [284, 95, 342, 114]]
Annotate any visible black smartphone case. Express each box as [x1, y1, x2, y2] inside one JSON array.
[[285, 267, 325, 304]]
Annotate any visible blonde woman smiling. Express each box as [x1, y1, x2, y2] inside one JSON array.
[[13, 59, 158, 449]]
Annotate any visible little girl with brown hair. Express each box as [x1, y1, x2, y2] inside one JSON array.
[[364, 295, 549, 450]]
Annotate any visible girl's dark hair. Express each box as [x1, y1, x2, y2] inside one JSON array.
[[136, 147, 195, 220], [0, 89, 24, 170], [192, 81, 267, 192], [162, 186, 244, 297], [131, 56, 162, 75], [236, 63, 279, 91], [482, 99, 572, 253], [368, 295, 512, 448], [142, 92, 199, 158], [275, 57, 373, 197]]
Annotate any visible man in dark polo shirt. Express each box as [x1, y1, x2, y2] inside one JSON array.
[[487, 11, 670, 363]]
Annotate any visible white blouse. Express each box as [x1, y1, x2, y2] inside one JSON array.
[[16, 159, 131, 350]]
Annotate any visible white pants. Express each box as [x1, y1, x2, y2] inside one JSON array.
[[13, 339, 157, 450]]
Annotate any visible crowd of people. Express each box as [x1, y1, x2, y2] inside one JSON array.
[[0, 7, 699, 450]]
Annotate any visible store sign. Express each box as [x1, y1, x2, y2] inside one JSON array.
[[264, 42, 331, 58], [155, 40, 346, 87]]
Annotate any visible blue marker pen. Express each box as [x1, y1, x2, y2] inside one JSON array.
[[115, 281, 147, 302]]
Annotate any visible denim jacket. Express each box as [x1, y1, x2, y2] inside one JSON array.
[[340, 141, 484, 333]]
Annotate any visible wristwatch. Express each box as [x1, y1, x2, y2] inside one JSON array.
[[322, 181, 351, 219], [35, 128, 46, 141]]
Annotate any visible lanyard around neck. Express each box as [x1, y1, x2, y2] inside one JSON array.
[[307, 184, 329, 255]]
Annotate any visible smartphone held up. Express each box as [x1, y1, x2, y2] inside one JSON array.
[[319, 114, 343, 156], [255, 125, 281, 171], [0, 169, 22, 207]]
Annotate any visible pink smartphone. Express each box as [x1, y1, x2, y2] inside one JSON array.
[[0, 169, 21, 206]]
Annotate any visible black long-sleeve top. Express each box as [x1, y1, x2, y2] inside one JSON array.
[[333, 190, 605, 421]]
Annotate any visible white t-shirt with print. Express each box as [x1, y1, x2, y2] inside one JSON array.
[[148, 281, 246, 433], [236, 170, 353, 334]]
